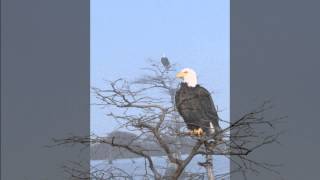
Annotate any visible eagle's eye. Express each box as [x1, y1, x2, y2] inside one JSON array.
[[183, 71, 188, 74]]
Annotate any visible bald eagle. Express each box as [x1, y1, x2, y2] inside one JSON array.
[[175, 68, 221, 138]]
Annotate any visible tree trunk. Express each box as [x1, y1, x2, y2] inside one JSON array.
[[204, 141, 215, 180], [205, 154, 215, 180]]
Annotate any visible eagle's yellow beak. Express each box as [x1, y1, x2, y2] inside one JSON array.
[[176, 71, 185, 79]]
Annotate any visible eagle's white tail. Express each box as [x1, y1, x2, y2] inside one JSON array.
[[209, 122, 215, 134]]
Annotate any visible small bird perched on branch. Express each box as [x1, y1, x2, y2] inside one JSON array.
[[161, 54, 170, 70]]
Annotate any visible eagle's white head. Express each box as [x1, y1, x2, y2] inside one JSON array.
[[176, 68, 198, 87]]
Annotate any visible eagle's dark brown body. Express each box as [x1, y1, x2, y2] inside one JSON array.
[[175, 83, 221, 135]]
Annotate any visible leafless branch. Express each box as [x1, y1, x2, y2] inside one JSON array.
[[51, 60, 284, 180]]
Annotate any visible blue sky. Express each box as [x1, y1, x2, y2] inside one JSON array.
[[91, 0, 230, 136]]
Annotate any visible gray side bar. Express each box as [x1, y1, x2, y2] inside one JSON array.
[[1, 0, 90, 179], [231, 0, 320, 179]]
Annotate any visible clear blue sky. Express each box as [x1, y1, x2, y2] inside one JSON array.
[[91, 0, 230, 136]]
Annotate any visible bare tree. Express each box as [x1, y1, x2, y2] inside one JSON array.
[[51, 59, 284, 180]]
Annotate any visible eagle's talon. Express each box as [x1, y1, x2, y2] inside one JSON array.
[[193, 128, 204, 137], [199, 128, 205, 136], [189, 129, 197, 136]]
